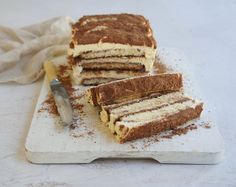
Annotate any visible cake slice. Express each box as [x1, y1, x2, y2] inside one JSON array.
[[100, 92, 185, 124], [100, 91, 203, 141], [112, 96, 203, 143], [87, 73, 183, 106], [68, 13, 157, 85]]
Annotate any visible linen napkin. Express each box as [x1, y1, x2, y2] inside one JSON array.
[[0, 16, 73, 84]]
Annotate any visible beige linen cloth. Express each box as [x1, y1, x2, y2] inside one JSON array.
[[0, 16, 72, 84]]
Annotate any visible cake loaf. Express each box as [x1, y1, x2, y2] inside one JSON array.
[[69, 13, 157, 85], [87, 73, 183, 106], [87, 73, 203, 143], [101, 91, 203, 143]]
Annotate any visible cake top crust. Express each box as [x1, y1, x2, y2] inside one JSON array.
[[71, 13, 157, 48], [89, 73, 183, 106]]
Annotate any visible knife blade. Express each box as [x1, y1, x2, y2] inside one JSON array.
[[43, 61, 73, 126]]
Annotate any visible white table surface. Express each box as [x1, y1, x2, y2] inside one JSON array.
[[0, 0, 235, 186]]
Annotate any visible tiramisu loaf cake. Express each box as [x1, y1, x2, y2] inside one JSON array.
[[68, 13, 157, 85], [103, 92, 203, 143], [87, 73, 183, 106], [87, 73, 203, 143]]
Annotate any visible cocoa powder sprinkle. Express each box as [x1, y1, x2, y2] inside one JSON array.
[[131, 124, 199, 149], [37, 94, 59, 116], [153, 58, 171, 74], [38, 64, 85, 118]]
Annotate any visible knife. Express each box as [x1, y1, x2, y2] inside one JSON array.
[[43, 61, 73, 126]]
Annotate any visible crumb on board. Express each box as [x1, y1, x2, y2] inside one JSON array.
[[204, 124, 211, 129], [70, 130, 95, 139], [201, 122, 211, 129]]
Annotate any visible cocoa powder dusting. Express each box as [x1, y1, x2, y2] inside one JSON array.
[[162, 124, 198, 139], [161, 124, 197, 139], [57, 64, 71, 75], [38, 64, 85, 119], [132, 124, 198, 149], [201, 122, 211, 129], [204, 124, 211, 129], [72, 103, 85, 114], [153, 58, 170, 74], [37, 94, 59, 116], [87, 131, 94, 135], [56, 64, 76, 97], [70, 130, 95, 139], [70, 93, 85, 100], [70, 132, 83, 138]]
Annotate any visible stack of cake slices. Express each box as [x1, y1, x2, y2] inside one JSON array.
[[68, 13, 157, 85], [87, 74, 203, 143]]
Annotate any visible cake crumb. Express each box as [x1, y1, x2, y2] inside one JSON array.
[[204, 124, 211, 129], [202, 123, 211, 129]]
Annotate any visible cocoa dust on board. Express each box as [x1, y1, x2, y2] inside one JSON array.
[[70, 130, 94, 138], [204, 124, 211, 129], [152, 57, 171, 74], [130, 124, 199, 149], [37, 94, 59, 116], [202, 123, 211, 129], [161, 124, 198, 139], [37, 61, 204, 144], [37, 64, 85, 123]]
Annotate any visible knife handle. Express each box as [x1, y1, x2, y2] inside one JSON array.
[[44, 61, 58, 83]]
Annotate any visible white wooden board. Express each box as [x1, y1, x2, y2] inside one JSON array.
[[25, 48, 224, 164]]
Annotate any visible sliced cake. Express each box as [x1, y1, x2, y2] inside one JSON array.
[[68, 13, 157, 85], [87, 73, 203, 143], [87, 73, 183, 106], [102, 92, 203, 143]]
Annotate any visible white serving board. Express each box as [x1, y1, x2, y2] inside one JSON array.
[[25, 48, 224, 164]]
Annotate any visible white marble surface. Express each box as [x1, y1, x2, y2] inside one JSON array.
[[0, 0, 235, 186]]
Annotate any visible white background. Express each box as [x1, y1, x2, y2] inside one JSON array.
[[0, 0, 236, 186]]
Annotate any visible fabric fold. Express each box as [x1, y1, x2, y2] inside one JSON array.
[[0, 16, 72, 84]]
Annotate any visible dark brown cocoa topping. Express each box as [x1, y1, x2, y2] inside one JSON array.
[[71, 14, 157, 48], [89, 73, 183, 106]]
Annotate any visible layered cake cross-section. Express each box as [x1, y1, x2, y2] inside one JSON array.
[[68, 13, 157, 85], [86, 73, 203, 143], [87, 73, 183, 106], [102, 91, 203, 143]]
